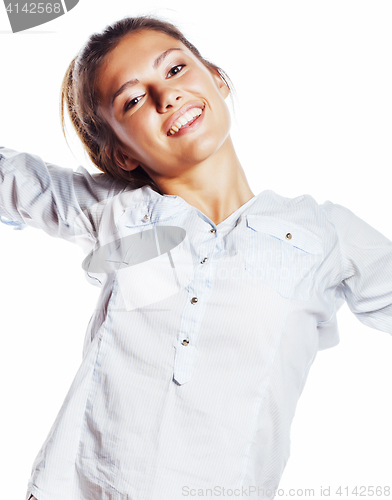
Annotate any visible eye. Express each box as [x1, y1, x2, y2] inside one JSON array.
[[167, 65, 185, 78], [124, 95, 144, 112]]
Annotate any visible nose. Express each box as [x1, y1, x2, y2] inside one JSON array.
[[152, 83, 182, 113]]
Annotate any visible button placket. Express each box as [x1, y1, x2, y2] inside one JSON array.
[[172, 219, 220, 384], [173, 233, 217, 385], [196, 226, 214, 267]]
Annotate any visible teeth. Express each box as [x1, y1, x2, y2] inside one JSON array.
[[178, 116, 189, 126], [169, 107, 203, 135]]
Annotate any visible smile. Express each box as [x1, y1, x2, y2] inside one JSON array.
[[167, 106, 204, 136]]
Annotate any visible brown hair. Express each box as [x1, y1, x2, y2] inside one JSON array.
[[60, 16, 234, 193]]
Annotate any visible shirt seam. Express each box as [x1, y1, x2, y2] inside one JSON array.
[[319, 204, 345, 294]]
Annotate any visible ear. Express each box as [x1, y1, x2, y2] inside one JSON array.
[[107, 146, 140, 172], [211, 69, 230, 99]]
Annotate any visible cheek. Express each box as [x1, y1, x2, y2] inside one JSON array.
[[111, 115, 145, 146], [118, 116, 164, 161], [208, 94, 231, 134]]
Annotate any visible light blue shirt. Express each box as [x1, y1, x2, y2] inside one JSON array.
[[1, 147, 392, 500]]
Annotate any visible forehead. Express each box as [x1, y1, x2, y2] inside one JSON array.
[[96, 30, 190, 102], [108, 29, 187, 64]]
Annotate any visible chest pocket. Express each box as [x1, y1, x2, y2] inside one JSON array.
[[113, 214, 194, 311], [83, 206, 195, 310], [244, 215, 324, 300]]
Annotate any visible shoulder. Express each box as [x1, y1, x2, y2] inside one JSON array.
[[247, 190, 334, 240]]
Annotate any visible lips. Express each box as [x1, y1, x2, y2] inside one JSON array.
[[165, 102, 205, 136]]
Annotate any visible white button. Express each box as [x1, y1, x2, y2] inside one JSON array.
[[143, 214, 150, 222]]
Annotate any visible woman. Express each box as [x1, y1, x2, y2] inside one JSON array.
[[1, 15, 392, 500]]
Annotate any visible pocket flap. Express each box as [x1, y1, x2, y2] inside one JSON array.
[[246, 215, 323, 255]]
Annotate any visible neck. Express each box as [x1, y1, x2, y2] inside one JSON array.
[[153, 136, 255, 225]]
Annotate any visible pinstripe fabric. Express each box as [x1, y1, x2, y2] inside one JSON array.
[[1, 147, 392, 500]]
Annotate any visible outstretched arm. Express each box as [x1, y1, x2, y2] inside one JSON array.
[[0, 146, 129, 253], [322, 200, 392, 335]]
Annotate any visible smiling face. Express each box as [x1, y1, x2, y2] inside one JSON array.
[[96, 29, 231, 185]]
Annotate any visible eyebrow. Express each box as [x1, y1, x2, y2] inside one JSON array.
[[111, 47, 183, 107]]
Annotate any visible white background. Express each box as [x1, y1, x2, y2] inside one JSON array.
[[0, 1, 391, 498]]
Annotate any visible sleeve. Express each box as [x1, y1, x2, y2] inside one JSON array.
[[321, 200, 392, 335], [0, 147, 128, 253]]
